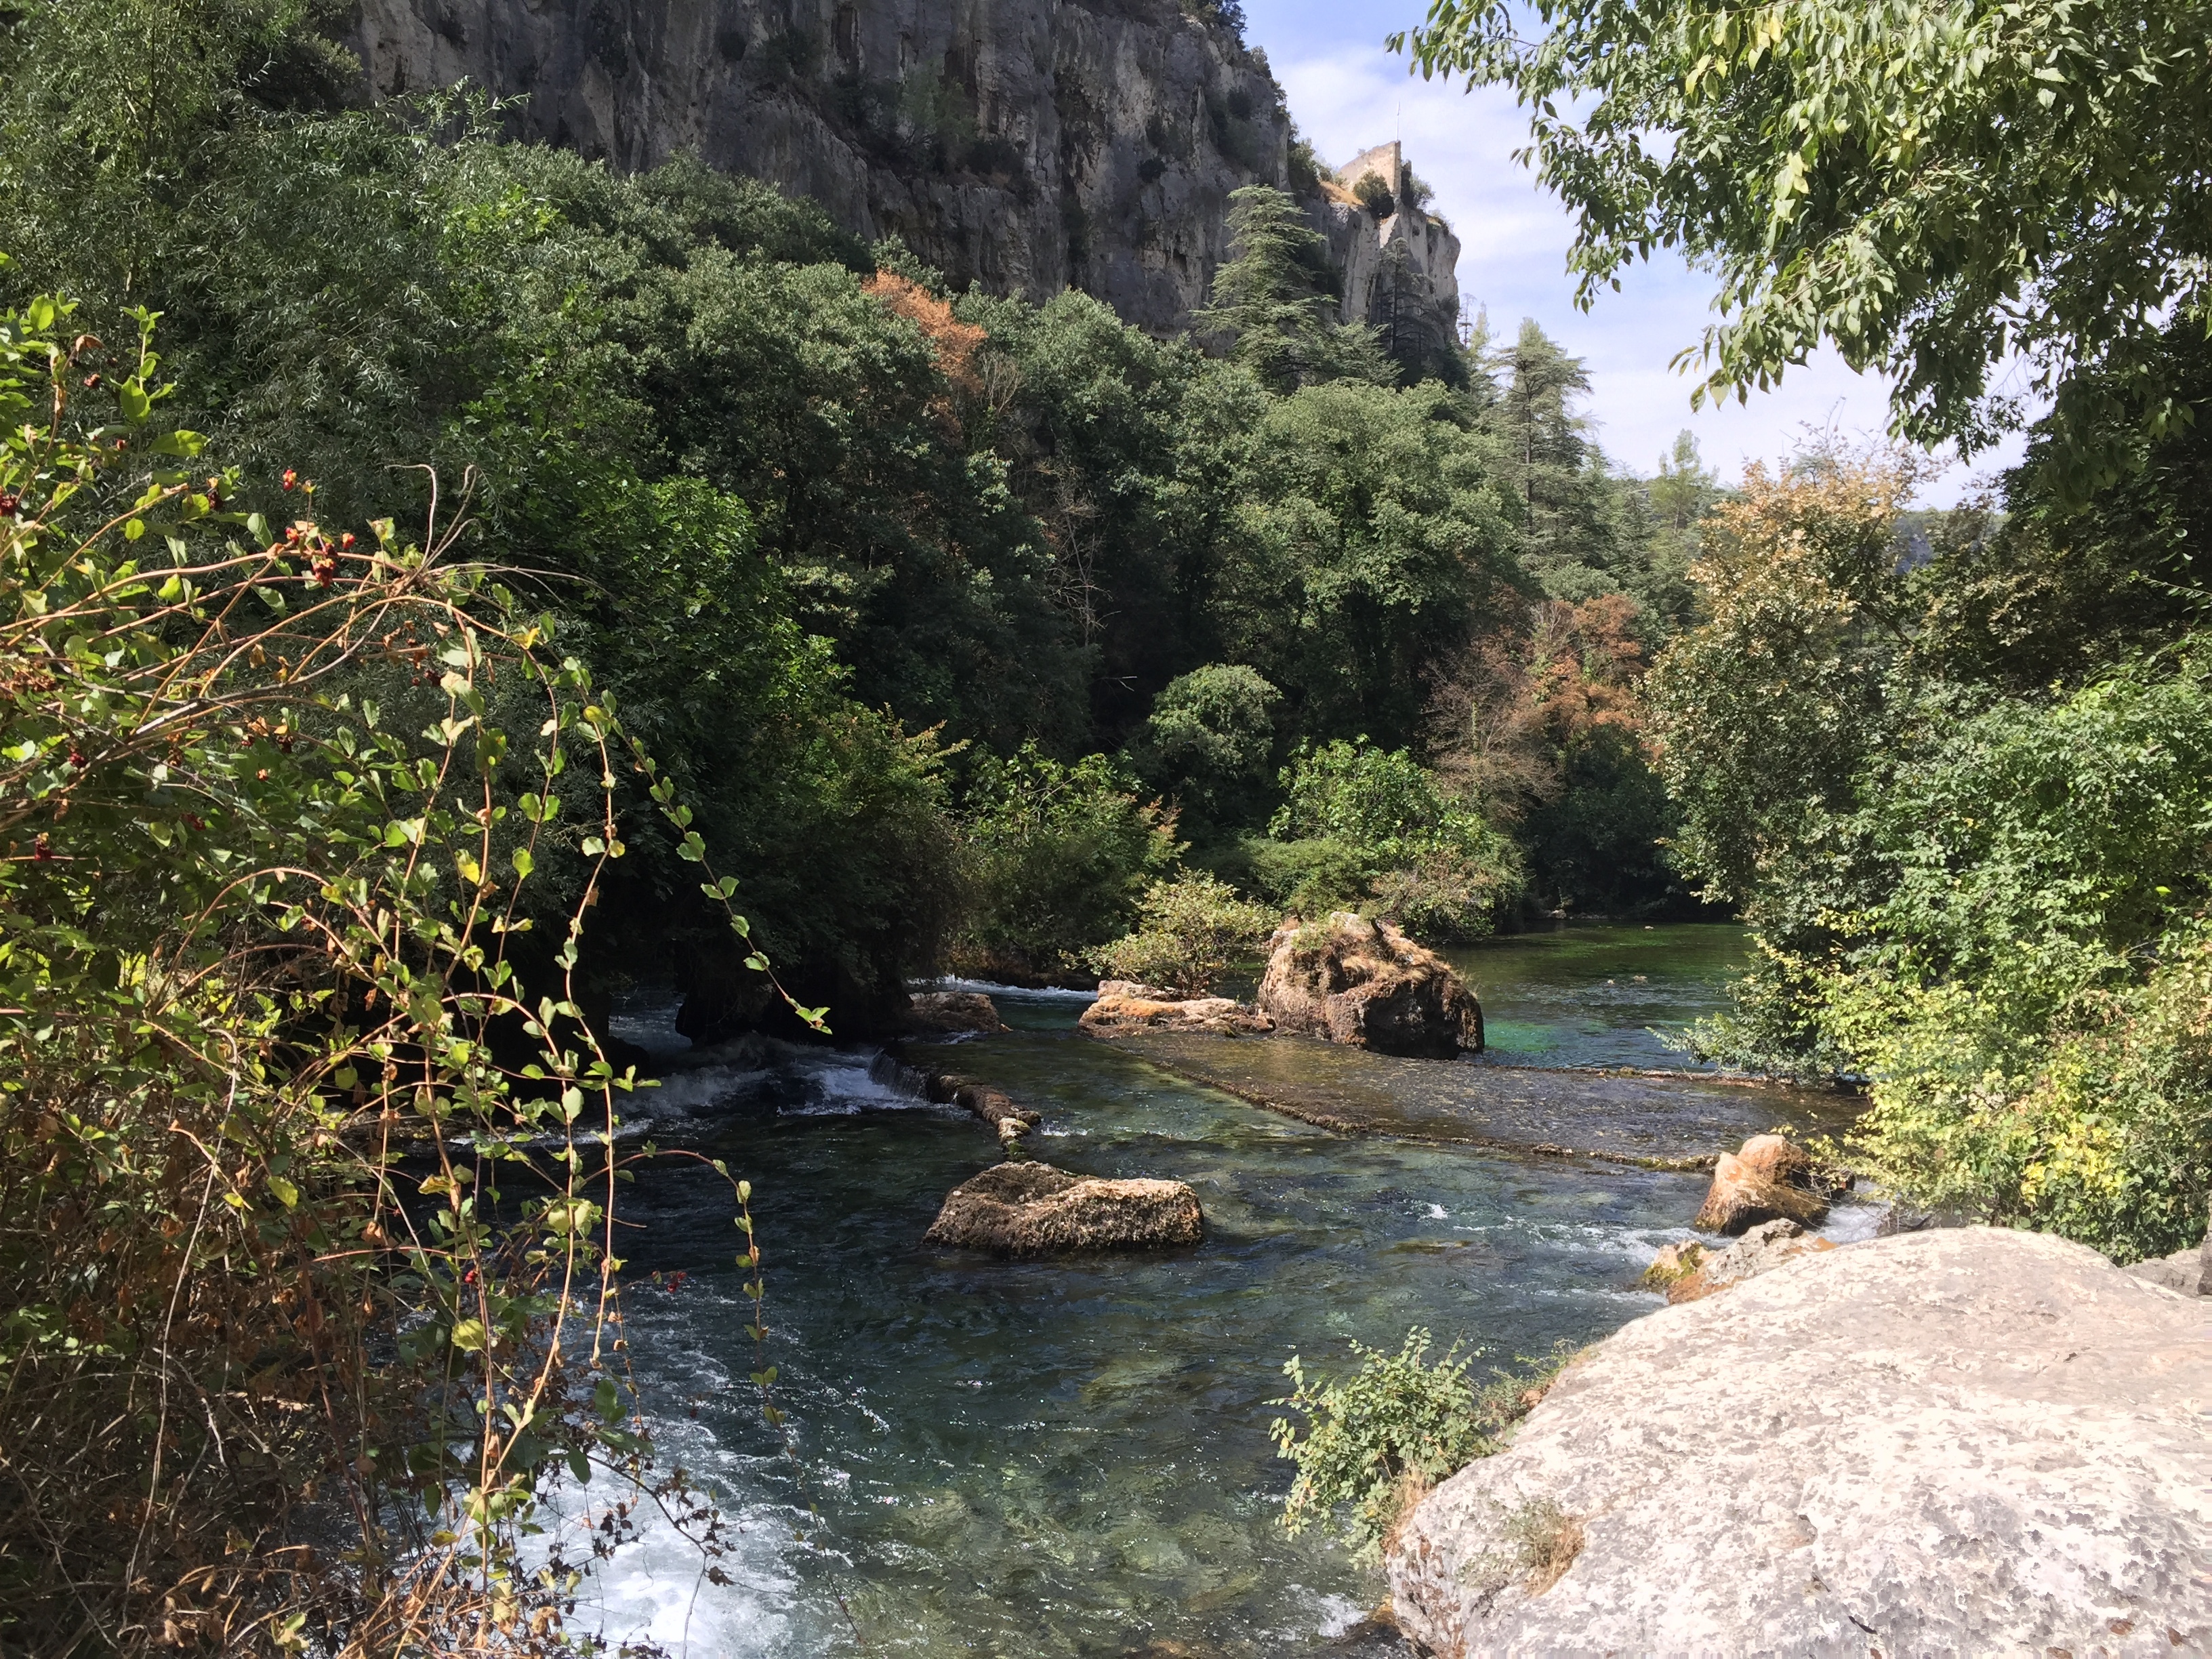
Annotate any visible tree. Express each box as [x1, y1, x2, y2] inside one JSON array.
[[1197, 185, 1336, 392], [1221, 379, 1517, 749], [1648, 430, 1719, 537], [1197, 185, 1397, 392], [1134, 661, 1283, 831], [1644, 450, 1919, 907], [1491, 320, 1592, 547], [1393, 0, 2212, 485]]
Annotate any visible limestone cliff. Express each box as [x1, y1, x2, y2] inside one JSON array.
[[351, 0, 1461, 347], [1318, 140, 1465, 380]]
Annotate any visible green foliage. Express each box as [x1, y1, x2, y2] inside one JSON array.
[[0, 290, 789, 1645], [1259, 739, 1522, 939], [1271, 1329, 1570, 1556], [1393, 0, 2212, 485], [1088, 872, 1276, 995], [1195, 185, 1393, 392], [1226, 380, 1516, 749], [1647, 448, 2212, 1259], [1134, 661, 1282, 829], [1812, 663, 2212, 1256], [1195, 184, 1334, 392], [1645, 453, 1916, 907], [951, 746, 1181, 983], [0, 0, 1719, 1005]]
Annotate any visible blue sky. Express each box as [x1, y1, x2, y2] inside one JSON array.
[[1244, 0, 2026, 504]]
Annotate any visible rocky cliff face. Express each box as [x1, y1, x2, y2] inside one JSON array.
[[350, 0, 1460, 344], [1317, 140, 1465, 380]]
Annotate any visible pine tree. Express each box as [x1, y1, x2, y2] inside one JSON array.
[[1196, 184, 1334, 392]]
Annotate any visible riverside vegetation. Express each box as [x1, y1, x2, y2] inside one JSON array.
[[1274, 0, 2212, 1561], [2, 0, 2210, 1634]]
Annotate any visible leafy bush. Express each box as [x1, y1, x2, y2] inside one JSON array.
[[0, 288, 787, 1647], [1088, 872, 1276, 995], [1241, 832, 1370, 922], [1271, 1329, 1572, 1557], [951, 745, 1179, 983], [1255, 738, 1522, 939], [1817, 661, 2212, 1258], [1135, 661, 1281, 829]]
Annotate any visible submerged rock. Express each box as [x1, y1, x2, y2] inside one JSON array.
[[1080, 981, 1273, 1037], [922, 1071, 1040, 1141], [903, 989, 1007, 1035], [924, 1162, 1203, 1254], [1692, 1132, 1829, 1235], [1389, 1227, 2212, 1657], [1256, 914, 1482, 1059], [1666, 1218, 1834, 1304]]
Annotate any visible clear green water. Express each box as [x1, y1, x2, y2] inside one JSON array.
[[1446, 922, 1756, 1070], [585, 924, 1860, 1655]]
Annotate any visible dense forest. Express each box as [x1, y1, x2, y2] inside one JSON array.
[[1, 0, 2207, 1647]]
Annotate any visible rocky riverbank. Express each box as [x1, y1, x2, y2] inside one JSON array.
[[1387, 1226, 2212, 1656]]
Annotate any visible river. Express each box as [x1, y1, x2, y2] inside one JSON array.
[[576, 923, 1868, 1655]]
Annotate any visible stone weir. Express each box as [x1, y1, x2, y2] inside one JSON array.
[[349, 0, 1459, 342]]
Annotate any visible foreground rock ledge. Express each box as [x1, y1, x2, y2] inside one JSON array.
[[924, 1162, 1202, 1254], [1389, 1227, 2212, 1658], [1257, 913, 1482, 1058]]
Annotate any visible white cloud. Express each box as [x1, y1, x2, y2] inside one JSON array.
[[1258, 16, 2026, 505]]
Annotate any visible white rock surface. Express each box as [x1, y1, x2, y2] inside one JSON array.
[[1389, 1227, 2212, 1658]]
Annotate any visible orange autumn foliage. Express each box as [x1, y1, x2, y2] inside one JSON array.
[[1435, 595, 1650, 810], [863, 270, 987, 401]]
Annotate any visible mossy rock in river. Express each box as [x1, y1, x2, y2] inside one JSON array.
[[924, 1162, 1203, 1254], [1257, 912, 1483, 1059]]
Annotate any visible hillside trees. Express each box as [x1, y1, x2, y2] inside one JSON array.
[[0, 0, 1725, 1014]]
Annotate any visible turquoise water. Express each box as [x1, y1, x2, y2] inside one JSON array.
[[1446, 922, 1754, 1070], [581, 924, 1858, 1655]]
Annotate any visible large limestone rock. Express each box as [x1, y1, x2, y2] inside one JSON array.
[[1256, 914, 1482, 1059], [1080, 981, 1273, 1036], [1692, 1132, 1830, 1235], [923, 1162, 1202, 1254], [1389, 1227, 2212, 1657]]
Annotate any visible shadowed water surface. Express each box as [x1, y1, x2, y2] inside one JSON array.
[[581, 925, 1864, 1655]]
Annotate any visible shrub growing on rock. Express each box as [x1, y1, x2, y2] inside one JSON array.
[[1252, 738, 1522, 940], [1271, 1328, 1574, 1557], [1088, 872, 1275, 996]]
